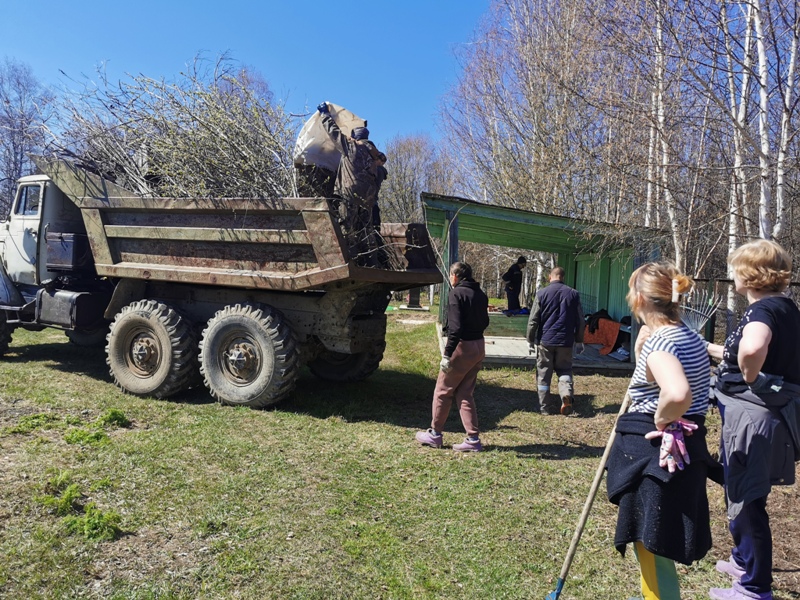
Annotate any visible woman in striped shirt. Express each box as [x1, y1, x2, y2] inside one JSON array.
[[606, 262, 722, 600]]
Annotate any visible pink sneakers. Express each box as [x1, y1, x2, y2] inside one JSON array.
[[453, 437, 483, 452], [416, 431, 483, 451], [716, 556, 746, 581], [415, 429, 443, 448], [709, 581, 772, 600]]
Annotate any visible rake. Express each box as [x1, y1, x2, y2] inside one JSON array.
[[680, 286, 724, 333], [545, 394, 632, 600]]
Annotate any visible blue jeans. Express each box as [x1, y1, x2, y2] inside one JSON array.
[[729, 495, 772, 594]]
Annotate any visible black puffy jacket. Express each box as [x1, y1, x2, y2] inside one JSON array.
[[444, 279, 489, 357]]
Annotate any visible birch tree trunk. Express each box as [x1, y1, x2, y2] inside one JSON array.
[[753, 0, 773, 239], [773, 6, 799, 239], [646, 89, 658, 228], [654, 0, 684, 269], [722, 1, 754, 307]]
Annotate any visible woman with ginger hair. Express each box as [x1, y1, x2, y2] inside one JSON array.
[[606, 262, 722, 600], [707, 239, 800, 600]]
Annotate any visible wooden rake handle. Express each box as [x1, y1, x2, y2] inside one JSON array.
[[556, 393, 632, 582]]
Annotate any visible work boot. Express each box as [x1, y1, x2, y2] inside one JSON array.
[[560, 396, 573, 416], [709, 581, 772, 600], [415, 429, 443, 448], [716, 556, 746, 581], [453, 437, 482, 452]]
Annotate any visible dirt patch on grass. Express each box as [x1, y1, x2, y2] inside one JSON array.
[[83, 527, 208, 595], [0, 397, 47, 422]]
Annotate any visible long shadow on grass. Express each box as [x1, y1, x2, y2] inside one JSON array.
[[285, 368, 435, 429], [4, 340, 216, 405], [3, 341, 110, 379], [495, 441, 609, 460], [8, 338, 629, 422], [285, 367, 628, 437]]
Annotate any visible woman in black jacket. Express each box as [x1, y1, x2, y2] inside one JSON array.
[[415, 262, 489, 452], [706, 239, 800, 600]]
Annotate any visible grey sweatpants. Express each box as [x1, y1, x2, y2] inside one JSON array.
[[536, 345, 574, 411]]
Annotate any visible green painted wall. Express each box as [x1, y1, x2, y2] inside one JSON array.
[[573, 250, 633, 320], [606, 250, 633, 320]]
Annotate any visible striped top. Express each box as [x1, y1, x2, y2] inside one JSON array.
[[627, 323, 710, 416]]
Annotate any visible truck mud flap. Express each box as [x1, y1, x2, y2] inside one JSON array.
[[0, 262, 25, 307], [317, 314, 387, 354]]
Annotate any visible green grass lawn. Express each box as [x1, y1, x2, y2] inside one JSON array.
[[0, 319, 796, 599]]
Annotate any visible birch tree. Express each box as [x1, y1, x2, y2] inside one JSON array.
[[380, 134, 460, 222], [0, 58, 55, 211], [441, 0, 800, 282]]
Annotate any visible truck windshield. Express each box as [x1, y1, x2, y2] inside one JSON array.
[[15, 185, 41, 216]]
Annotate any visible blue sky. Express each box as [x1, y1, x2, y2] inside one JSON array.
[[1, 0, 489, 150]]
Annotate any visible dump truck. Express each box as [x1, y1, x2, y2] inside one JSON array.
[[0, 158, 441, 407]]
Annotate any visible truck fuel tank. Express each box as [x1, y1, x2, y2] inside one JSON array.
[[36, 288, 110, 329]]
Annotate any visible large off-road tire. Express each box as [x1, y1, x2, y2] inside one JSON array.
[[0, 313, 13, 357], [199, 303, 299, 408], [66, 325, 109, 348], [308, 340, 386, 382], [106, 300, 198, 398]]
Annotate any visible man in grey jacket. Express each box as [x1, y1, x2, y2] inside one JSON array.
[[526, 266, 584, 415]]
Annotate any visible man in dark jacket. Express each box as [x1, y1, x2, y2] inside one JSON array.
[[526, 266, 585, 415], [317, 102, 386, 264], [416, 262, 490, 452], [502, 256, 527, 313]]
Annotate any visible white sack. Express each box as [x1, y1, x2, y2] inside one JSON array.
[[293, 103, 367, 171]]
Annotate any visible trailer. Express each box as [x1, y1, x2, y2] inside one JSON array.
[[0, 158, 441, 407]]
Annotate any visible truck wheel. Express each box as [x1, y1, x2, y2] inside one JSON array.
[[308, 341, 386, 382], [66, 325, 109, 348], [199, 304, 299, 408], [106, 300, 198, 398], [0, 314, 12, 357]]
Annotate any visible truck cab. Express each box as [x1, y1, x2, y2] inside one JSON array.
[[0, 174, 107, 346], [0, 174, 87, 295]]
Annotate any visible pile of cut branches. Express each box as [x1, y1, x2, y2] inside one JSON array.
[[50, 55, 298, 199]]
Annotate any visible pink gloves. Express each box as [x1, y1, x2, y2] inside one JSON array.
[[644, 419, 698, 473]]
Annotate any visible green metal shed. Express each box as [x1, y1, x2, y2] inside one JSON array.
[[421, 192, 661, 329]]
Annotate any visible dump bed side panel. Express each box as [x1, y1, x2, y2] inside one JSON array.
[[35, 158, 441, 292], [79, 196, 351, 291]]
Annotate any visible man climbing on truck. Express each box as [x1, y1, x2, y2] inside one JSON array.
[[317, 101, 386, 266]]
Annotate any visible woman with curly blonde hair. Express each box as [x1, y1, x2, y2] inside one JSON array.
[[708, 239, 800, 600], [607, 262, 721, 600]]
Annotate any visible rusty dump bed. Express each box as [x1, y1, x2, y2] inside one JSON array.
[[36, 158, 442, 292]]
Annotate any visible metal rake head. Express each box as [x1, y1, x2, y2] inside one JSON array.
[[680, 287, 723, 332]]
